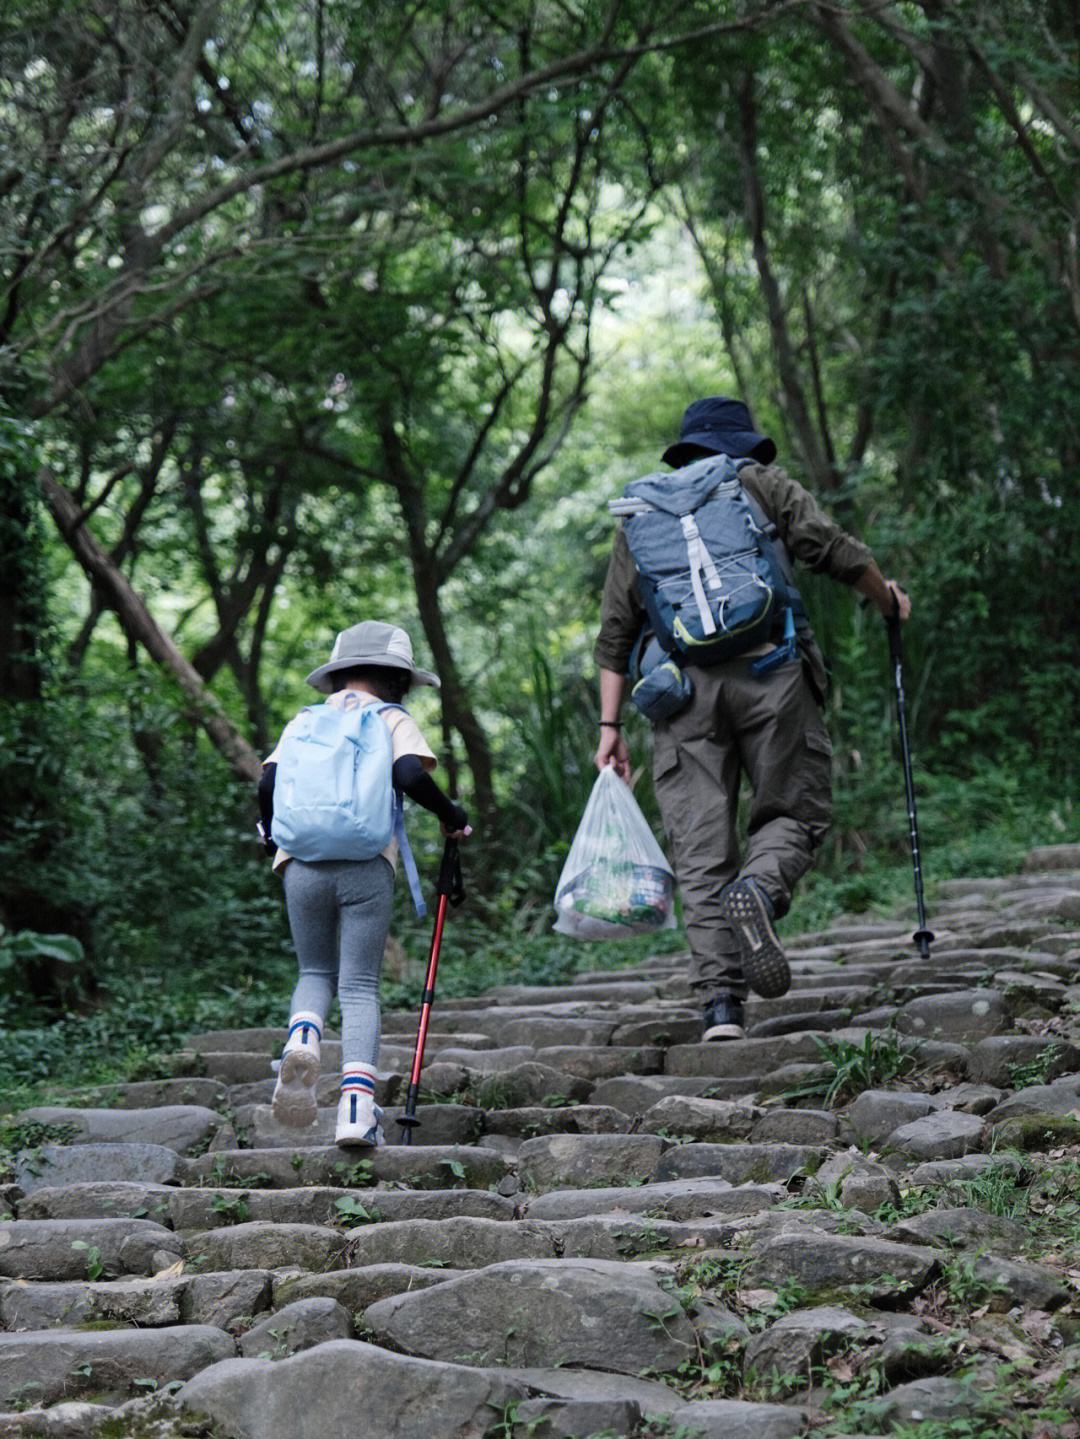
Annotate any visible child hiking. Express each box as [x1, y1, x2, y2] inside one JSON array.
[[258, 621, 470, 1147]]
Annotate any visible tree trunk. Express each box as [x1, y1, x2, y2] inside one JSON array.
[[42, 468, 261, 782], [412, 557, 496, 822]]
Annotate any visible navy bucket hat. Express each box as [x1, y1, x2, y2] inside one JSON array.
[[662, 396, 777, 469]]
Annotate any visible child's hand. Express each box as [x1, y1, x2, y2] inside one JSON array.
[[441, 802, 471, 841]]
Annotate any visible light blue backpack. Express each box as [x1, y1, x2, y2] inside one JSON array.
[[271, 701, 426, 915]]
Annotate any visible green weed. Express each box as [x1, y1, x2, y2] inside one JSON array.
[[780, 1031, 919, 1108], [210, 1191, 250, 1225], [71, 1240, 104, 1281]]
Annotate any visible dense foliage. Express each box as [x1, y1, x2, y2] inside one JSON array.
[[1, 0, 1077, 1097]]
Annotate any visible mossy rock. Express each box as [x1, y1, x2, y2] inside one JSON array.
[[993, 1113, 1080, 1151]]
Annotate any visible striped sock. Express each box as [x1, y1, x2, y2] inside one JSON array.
[[341, 1066, 378, 1128], [286, 1012, 322, 1047]]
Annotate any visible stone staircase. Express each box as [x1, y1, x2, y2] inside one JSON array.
[[2, 843, 1080, 1436]]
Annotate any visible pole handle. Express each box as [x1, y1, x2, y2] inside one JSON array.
[[437, 838, 465, 906]]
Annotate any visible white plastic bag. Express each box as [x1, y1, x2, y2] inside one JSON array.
[[553, 765, 676, 939]]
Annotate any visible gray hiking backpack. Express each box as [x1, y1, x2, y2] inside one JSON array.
[[609, 454, 806, 720]]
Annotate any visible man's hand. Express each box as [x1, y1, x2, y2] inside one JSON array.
[[884, 580, 911, 622], [595, 728, 631, 783], [855, 561, 912, 622]]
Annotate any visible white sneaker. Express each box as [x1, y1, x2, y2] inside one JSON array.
[[335, 1082, 383, 1148], [270, 1015, 322, 1128]]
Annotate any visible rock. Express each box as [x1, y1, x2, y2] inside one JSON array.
[[990, 1113, 1080, 1150], [239, 1297, 353, 1357], [969, 1255, 1071, 1311], [746, 1233, 938, 1301], [885, 1110, 987, 1160], [483, 1106, 629, 1138], [364, 1258, 696, 1374], [503, 1367, 681, 1417], [664, 1399, 805, 1438], [846, 1090, 935, 1145], [910, 1152, 1023, 1185], [743, 1306, 870, 1393], [690, 1298, 750, 1351], [517, 1134, 665, 1192], [474, 1065, 592, 1110], [510, 1397, 641, 1437], [182, 1270, 274, 1329], [533, 1045, 662, 1079], [751, 1108, 838, 1144], [989, 1084, 1080, 1122], [895, 990, 1009, 1043], [655, 1143, 823, 1186], [589, 1076, 720, 1113], [612, 1015, 701, 1047], [176, 1339, 524, 1438], [1024, 844, 1080, 871], [184, 1143, 508, 1191], [498, 1017, 618, 1047], [871, 1376, 972, 1427], [272, 1264, 462, 1312], [665, 1034, 826, 1078], [968, 1035, 1080, 1087], [638, 1096, 760, 1142], [0, 1218, 178, 1281], [0, 1325, 234, 1407], [13, 1142, 184, 1195], [892, 1206, 1026, 1252], [169, 1184, 512, 1231], [523, 1178, 777, 1223], [930, 1083, 1004, 1115], [0, 1400, 111, 1435], [872, 1328, 954, 1383], [68, 1077, 228, 1110], [0, 1275, 185, 1330], [13, 1104, 221, 1153], [344, 1217, 555, 1269], [841, 1170, 898, 1211], [18, 1181, 176, 1222], [185, 1222, 346, 1273]]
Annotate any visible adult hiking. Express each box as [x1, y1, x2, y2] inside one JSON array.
[[593, 396, 911, 1042], [257, 621, 470, 1146]]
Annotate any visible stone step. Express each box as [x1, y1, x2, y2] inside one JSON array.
[[0, 1324, 235, 1408], [11, 1105, 223, 1153], [0, 1269, 275, 1333], [183, 1144, 511, 1191], [168, 1185, 514, 1231], [13, 1142, 186, 1195], [0, 1218, 180, 1282]]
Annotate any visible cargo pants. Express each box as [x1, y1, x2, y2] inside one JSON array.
[[652, 654, 833, 1001]]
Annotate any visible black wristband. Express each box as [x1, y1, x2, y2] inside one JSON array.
[[599, 721, 622, 729]]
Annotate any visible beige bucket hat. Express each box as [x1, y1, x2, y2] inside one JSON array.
[[305, 621, 440, 693]]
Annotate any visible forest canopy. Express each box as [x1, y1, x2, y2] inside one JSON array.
[[1, 0, 1077, 1090]]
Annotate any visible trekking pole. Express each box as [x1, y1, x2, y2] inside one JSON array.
[[398, 838, 465, 1145], [886, 599, 934, 959]]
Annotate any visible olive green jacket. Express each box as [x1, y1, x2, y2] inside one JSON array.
[[593, 462, 874, 702]]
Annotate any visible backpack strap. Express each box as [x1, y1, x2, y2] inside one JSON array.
[[375, 702, 427, 920], [736, 469, 810, 635]]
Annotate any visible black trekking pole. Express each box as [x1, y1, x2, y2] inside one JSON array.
[[397, 839, 465, 1145], [886, 599, 934, 959]]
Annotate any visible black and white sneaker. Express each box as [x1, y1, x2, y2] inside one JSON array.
[[721, 878, 791, 999], [702, 993, 745, 1042]]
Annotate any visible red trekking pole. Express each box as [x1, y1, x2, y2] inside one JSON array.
[[397, 838, 465, 1145]]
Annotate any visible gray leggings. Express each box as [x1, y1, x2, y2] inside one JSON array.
[[282, 856, 394, 1067]]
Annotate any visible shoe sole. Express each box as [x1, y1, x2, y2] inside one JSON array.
[[722, 882, 791, 999], [271, 1048, 320, 1128], [702, 1022, 746, 1042]]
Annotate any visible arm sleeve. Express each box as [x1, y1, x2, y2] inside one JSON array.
[[393, 755, 468, 830], [746, 465, 874, 584], [592, 526, 646, 673], [258, 763, 277, 856]]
